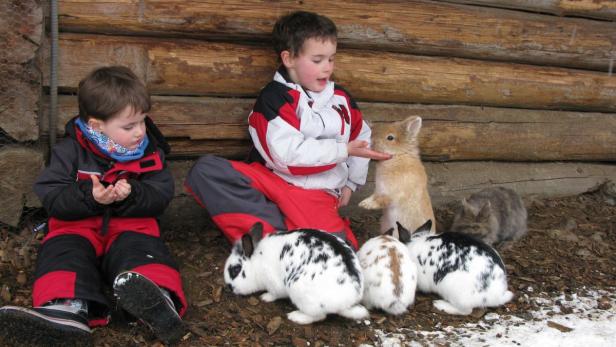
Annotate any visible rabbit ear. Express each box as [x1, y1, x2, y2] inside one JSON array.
[[396, 221, 412, 241], [384, 227, 395, 236], [415, 219, 432, 233], [461, 198, 478, 214], [397, 223, 412, 243], [242, 222, 262, 258], [241, 233, 255, 258], [405, 116, 422, 138], [477, 201, 492, 220], [248, 221, 264, 242]]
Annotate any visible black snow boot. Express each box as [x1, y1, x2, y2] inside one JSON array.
[[113, 271, 186, 345], [0, 305, 92, 347]]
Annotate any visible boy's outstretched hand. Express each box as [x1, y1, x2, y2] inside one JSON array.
[[347, 140, 392, 160], [91, 175, 116, 205]]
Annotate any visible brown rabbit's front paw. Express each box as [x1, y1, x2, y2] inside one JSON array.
[[359, 196, 381, 210]]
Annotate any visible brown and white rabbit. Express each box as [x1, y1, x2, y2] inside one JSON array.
[[359, 116, 436, 234], [450, 187, 527, 247], [357, 226, 417, 315]]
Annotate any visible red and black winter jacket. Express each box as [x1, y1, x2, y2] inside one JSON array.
[[247, 67, 372, 195], [33, 117, 174, 224]]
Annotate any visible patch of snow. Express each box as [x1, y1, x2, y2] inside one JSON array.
[[368, 288, 616, 347]]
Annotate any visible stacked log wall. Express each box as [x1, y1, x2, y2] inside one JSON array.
[[27, 1, 616, 222]]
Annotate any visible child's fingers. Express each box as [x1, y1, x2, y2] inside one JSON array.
[[116, 180, 132, 192], [364, 149, 393, 160], [102, 185, 115, 199], [91, 174, 103, 189], [113, 184, 131, 198]]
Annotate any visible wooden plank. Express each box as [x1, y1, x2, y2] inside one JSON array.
[[42, 33, 616, 112], [55, 0, 616, 71], [378, 161, 616, 208], [167, 160, 616, 219], [45, 95, 616, 162], [442, 0, 616, 21]]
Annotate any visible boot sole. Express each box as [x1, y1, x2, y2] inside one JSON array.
[[0, 306, 91, 347], [113, 272, 186, 344]]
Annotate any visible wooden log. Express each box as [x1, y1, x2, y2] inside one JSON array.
[[55, 0, 616, 71], [372, 161, 616, 209], [0, 0, 43, 142], [442, 0, 616, 21], [0, 146, 44, 227], [168, 159, 616, 219], [42, 33, 616, 112], [45, 95, 616, 162]]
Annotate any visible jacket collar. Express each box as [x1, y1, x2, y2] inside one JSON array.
[[66, 116, 170, 161], [273, 66, 335, 111]]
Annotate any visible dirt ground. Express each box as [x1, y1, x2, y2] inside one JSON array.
[[0, 187, 614, 347]]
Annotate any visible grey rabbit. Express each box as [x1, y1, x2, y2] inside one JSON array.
[[450, 187, 527, 247]]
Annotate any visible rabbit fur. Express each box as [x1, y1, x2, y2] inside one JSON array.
[[359, 116, 435, 234], [450, 187, 528, 247], [358, 226, 417, 315], [223, 223, 368, 324], [401, 220, 514, 315]]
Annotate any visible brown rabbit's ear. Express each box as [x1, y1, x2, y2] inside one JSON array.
[[405, 116, 422, 138]]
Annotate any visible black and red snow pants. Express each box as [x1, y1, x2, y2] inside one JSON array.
[[32, 216, 186, 327]]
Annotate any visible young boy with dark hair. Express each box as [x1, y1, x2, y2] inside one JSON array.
[[0, 66, 187, 346], [185, 11, 391, 249]]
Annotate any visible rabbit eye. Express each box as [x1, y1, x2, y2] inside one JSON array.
[[228, 264, 242, 279], [387, 135, 395, 141]]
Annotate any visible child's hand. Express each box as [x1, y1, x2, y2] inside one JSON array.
[[338, 186, 353, 207], [91, 175, 117, 205], [347, 140, 392, 160], [113, 179, 132, 202]]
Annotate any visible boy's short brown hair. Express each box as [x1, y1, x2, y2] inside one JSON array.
[[78, 66, 151, 122], [272, 11, 337, 59]]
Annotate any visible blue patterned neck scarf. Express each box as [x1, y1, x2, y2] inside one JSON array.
[[75, 118, 149, 162]]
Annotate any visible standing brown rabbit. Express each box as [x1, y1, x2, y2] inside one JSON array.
[[359, 116, 436, 233]]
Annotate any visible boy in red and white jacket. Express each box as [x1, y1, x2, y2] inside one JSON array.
[[185, 11, 391, 249], [0, 66, 186, 346]]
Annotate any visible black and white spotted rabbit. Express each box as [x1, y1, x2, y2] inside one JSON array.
[[401, 220, 514, 315], [223, 223, 368, 324]]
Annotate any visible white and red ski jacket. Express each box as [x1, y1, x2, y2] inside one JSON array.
[[248, 69, 371, 195]]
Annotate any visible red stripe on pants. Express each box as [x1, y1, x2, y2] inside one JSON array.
[[32, 271, 76, 307], [212, 213, 278, 244]]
